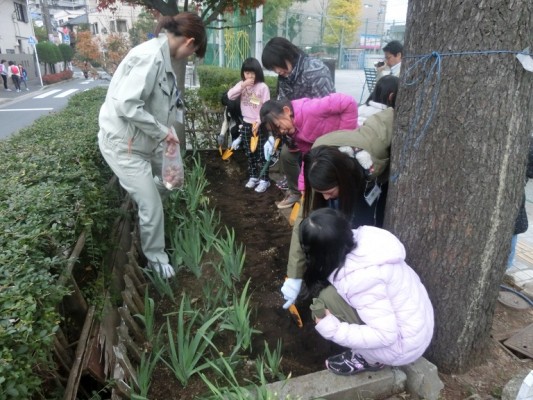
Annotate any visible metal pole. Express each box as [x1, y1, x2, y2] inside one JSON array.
[[218, 14, 224, 67], [33, 43, 44, 87], [338, 20, 344, 69], [26, 0, 43, 87], [255, 5, 263, 62], [284, 10, 289, 38]]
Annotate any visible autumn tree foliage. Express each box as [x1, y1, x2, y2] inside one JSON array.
[[96, 0, 265, 24], [75, 31, 101, 64], [323, 0, 362, 47], [129, 10, 158, 46], [101, 33, 130, 73]]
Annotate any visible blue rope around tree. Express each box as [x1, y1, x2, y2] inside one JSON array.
[[390, 49, 531, 183]]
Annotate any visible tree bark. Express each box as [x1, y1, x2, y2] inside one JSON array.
[[385, 0, 532, 373], [171, 57, 188, 147]]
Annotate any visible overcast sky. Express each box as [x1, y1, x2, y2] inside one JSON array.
[[385, 0, 408, 22]]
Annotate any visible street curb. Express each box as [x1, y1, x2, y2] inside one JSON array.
[[264, 367, 406, 399]]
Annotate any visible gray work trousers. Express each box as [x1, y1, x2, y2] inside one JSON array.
[[98, 133, 169, 265], [280, 144, 302, 195]]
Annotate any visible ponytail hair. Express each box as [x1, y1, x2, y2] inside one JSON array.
[[155, 12, 207, 58]]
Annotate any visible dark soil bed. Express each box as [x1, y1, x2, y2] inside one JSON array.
[[147, 150, 533, 400], [148, 150, 341, 399]]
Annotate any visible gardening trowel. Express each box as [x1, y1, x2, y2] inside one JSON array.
[[285, 277, 303, 328], [259, 137, 281, 177], [250, 122, 259, 153], [289, 199, 301, 227], [221, 147, 234, 160]]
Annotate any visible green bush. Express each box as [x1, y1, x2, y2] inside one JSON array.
[[58, 43, 74, 64], [196, 65, 277, 110], [0, 88, 119, 398]]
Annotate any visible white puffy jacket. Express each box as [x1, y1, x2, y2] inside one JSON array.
[[316, 226, 434, 366]]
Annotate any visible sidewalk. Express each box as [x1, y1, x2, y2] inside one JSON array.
[[506, 180, 533, 296], [0, 76, 47, 106]]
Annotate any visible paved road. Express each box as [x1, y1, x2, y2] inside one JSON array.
[[0, 77, 108, 139]]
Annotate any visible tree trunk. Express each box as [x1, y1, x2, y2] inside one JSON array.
[[385, 0, 532, 373], [171, 57, 188, 147]]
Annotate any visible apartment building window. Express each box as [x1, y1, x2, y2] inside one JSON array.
[[109, 21, 116, 33], [91, 23, 99, 34], [14, 2, 28, 23], [116, 19, 127, 33]]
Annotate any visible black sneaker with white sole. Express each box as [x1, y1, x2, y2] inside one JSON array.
[[325, 350, 384, 376]]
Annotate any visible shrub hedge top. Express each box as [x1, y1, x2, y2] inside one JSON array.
[[0, 88, 119, 399]]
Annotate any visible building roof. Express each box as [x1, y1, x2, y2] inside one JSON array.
[[62, 13, 88, 26]]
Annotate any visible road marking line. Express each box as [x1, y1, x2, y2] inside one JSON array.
[[54, 89, 79, 98], [33, 89, 62, 98], [0, 108, 54, 111], [80, 81, 91, 85]]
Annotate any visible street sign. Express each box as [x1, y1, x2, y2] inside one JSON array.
[[28, 36, 36, 45], [63, 34, 70, 45]]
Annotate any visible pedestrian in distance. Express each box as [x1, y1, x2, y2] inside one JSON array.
[[226, 57, 271, 193], [18, 64, 29, 91], [98, 12, 207, 278], [299, 208, 434, 375], [0, 60, 9, 91], [259, 93, 358, 209], [8, 61, 22, 92], [83, 61, 89, 79]]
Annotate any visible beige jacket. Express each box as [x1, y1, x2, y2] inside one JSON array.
[[98, 34, 177, 157], [287, 107, 395, 278]]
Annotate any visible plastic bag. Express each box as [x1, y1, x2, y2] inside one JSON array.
[[162, 140, 184, 190]]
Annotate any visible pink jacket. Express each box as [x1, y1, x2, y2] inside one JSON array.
[[315, 226, 434, 366], [291, 93, 358, 154], [293, 94, 358, 190]]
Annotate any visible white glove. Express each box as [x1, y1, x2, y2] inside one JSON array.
[[281, 278, 303, 309], [231, 135, 242, 150], [264, 136, 275, 159], [217, 133, 225, 147], [338, 145, 355, 158], [355, 150, 373, 170]]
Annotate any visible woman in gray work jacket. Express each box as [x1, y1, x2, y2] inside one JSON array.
[[98, 13, 207, 278]]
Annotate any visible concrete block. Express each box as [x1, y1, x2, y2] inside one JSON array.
[[264, 367, 406, 400], [399, 357, 444, 400], [502, 370, 533, 400]]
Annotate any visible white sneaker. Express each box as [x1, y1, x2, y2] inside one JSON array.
[[148, 262, 175, 278], [245, 177, 259, 188], [26, 88, 29, 91], [255, 180, 270, 193]]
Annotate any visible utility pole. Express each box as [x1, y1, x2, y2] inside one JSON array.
[[40, 0, 55, 42]]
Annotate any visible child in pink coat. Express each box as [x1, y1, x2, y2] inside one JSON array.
[[299, 208, 434, 375], [260, 93, 358, 208]]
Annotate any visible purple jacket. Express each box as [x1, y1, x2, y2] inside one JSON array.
[[290, 93, 358, 154], [316, 226, 434, 366]]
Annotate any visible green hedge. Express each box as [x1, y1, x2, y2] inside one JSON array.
[[0, 88, 119, 398], [196, 65, 277, 110]]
